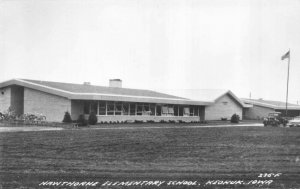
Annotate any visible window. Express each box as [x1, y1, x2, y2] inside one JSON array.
[[190, 106, 194, 116], [115, 102, 122, 115], [179, 106, 183, 116], [168, 107, 174, 116], [143, 104, 151, 115], [122, 103, 129, 115], [137, 103, 143, 115], [162, 106, 168, 116], [156, 105, 162, 116], [184, 107, 190, 116], [129, 103, 136, 115], [222, 101, 228, 105], [107, 101, 114, 115], [99, 101, 106, 115], [150, 104, 156, 116], [174, 106, 179, 116], [194, 106, 199, 116]]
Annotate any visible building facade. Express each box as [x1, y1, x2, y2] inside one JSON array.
[[0, 79, 209, 122], [242, 98, 300, 119]]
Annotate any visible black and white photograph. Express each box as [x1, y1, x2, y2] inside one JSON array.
[[0, 0, 300, 188]]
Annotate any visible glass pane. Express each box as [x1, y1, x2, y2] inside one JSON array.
[[123, 103, 129, 115], [184, 107, 190, 116], [99, 101, 106, 115], [137, 103, 143, 115], [129, 103, 136, 115], [174, 106, 178, 116], [107, 101, 114, 115], [156, 105, 161, 116], [162, 106, 168, 114], [115, 102, 122, 115], [150, 104, 155, 116]]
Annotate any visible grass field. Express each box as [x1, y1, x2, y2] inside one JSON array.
[[0, 125, 299, 188]]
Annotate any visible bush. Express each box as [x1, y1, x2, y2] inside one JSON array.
[[169, 120, 176, 123], [88, 112, 98, 125], [147, 120, 155, 123], [231, 114, 240, 123], [134, 120, 143, 123], [77, 114, 88, 126], [62, 111, 72, 123]]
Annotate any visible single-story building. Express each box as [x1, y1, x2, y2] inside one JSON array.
[[162, 89, 248, 120], [0, 79, 211, 122], [242, 98, 300, 119]]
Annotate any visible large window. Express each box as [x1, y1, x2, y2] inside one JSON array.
[[115, 102, 122, 115], [137, 103, 143, 115], [174, 106, 179, 116], [107, 101, 114, 115], [194, 106, 199, 116], [179, 106, 183, 116], [156, 105, 161, 116], [99, 101, 106, 115], [184, 107, 190, 116], [129, 103, 136, 115], [150, 104, 156, 116], [122, 103, 129, 115]]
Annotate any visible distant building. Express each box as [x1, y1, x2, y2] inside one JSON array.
[[163, 89, 248, 120], [0, 79, 210, 122], [242, 98, 300, 119]]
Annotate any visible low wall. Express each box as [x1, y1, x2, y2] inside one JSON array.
[[91, 115, 200, 123]]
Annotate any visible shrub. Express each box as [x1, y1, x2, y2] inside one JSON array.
[[231, 113, 240, 123], [62, 111, 72, 123], [77, 114, 88, 126], [147, 120, 155, 123], [169, 120, 176, 123], [134, 120, 143, 123], [88, 112, 98, 125]]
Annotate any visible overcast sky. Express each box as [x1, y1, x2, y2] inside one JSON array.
[[1, 0, 300, 103]]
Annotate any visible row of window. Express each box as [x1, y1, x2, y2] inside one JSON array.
[[83, 101, 200, 117]]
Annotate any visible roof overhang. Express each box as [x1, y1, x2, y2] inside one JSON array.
[[242, 99, 300, 110], [0, 79, 211, 106], [214, 90, 248, 108]]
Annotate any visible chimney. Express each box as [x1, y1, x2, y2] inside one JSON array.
[[83, 82, 91, 85], [109, 79, 122, 88]]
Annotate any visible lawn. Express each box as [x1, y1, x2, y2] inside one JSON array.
[[0, 126, 299, 188]]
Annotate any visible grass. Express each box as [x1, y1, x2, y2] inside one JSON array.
[[0, 126, 299, 188]]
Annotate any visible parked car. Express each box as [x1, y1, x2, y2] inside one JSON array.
[[263, 112, 288, 127], [287, 116, 300, 127]]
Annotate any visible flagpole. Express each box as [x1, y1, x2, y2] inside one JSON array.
[[285, 49, 290, 117]]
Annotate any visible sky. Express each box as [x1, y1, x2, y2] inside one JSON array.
[[1, 0, 300, 104]]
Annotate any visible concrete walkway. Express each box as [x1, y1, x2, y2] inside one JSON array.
[[0, 123, 264, 133], [0, 126, 63, 133], [90, 123, 264, 130]]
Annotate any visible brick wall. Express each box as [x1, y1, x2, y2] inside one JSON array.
[[205, 94, 243, 120], [0, 87, 11, 113], [24, 88, 71, 122]]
